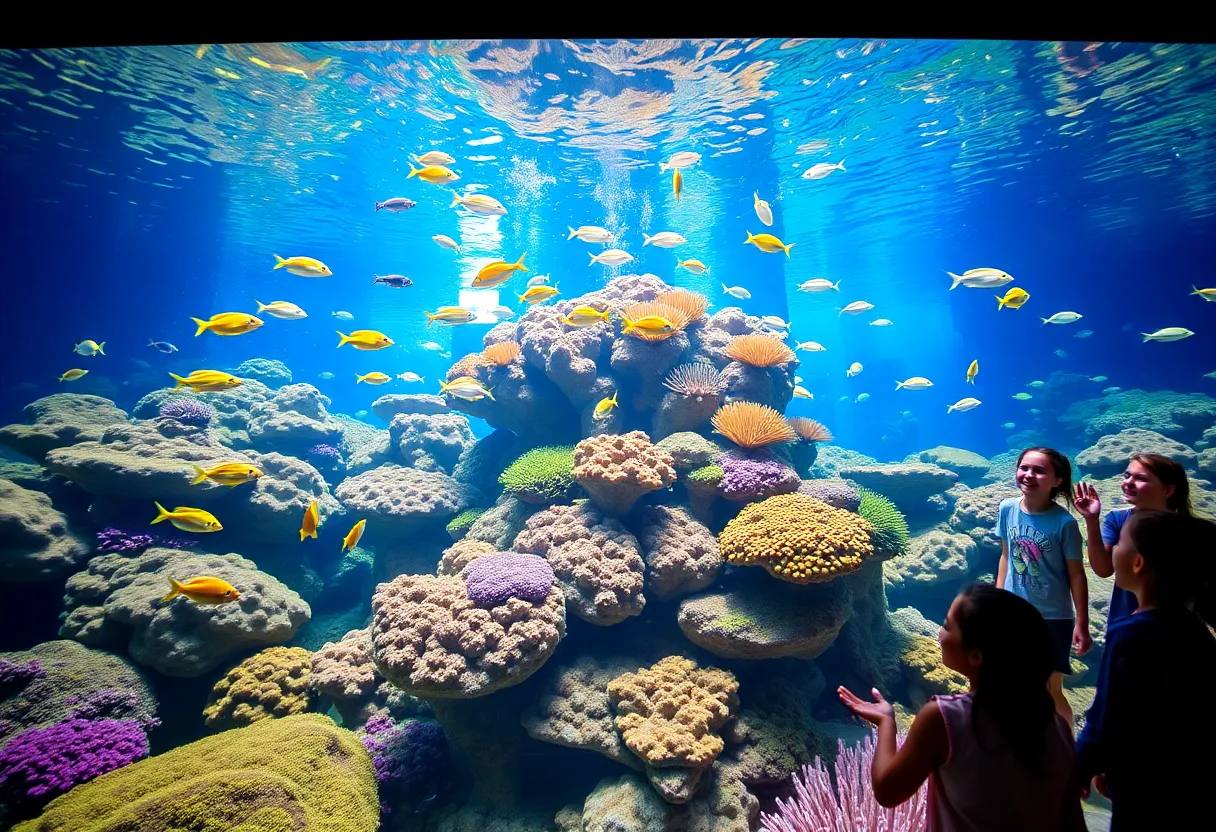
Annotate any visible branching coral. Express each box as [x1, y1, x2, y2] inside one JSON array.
[[202, 646, 315, 729], [712, 401, 797, 449], [498, 445, 577, 504], [572, 430, 676, 516], [723, 334, 796, 368], [856, 486, 911, 558], [718, 493, 875, 584]]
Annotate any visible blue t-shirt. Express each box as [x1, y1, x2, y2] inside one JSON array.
[[995, 497, 1082, 620], [1099, 508, 1139, 629]]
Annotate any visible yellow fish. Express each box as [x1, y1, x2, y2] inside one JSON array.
[[620, 315, 673, 336], [472, 253, 528, 288], [517, 285, 560, 305], [272, 254, 332, 277], [996, 287, 1030, 310], [677, 259, 710, 275], [673, 168, 682, 201], [169, 370, 242, 392], [439, 377, 495, 402], [1190, 285, 1216, 302], [414, 150, 456, 166], [424, 307, 476, 328], [160, 575, 240, 605], [151, 502, 222, 533], [593, 391, 619, 419], [744, 230, 795, 258], [191, 313, 264, 337], [450, 192, 507, 216], [73, 340, 106, 356], [300, 500, 319, 541], [59, 369, 88, 382], [966, 360, 979, 385], [248, 55, 332, 80], [356, 371, 392, 385], [336, 330, 395, 350], [562, 306, 611, 327], [191, 462, 262, 487], [408, 164, 459, 185], [342, 518, 367, 553]]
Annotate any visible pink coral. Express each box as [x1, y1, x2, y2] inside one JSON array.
[[370, 573, 565, 698], [572, 431, 676, 516], [512, 503, 646, 626]]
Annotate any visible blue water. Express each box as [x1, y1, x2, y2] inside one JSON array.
[[2, 39, 1213, 459]]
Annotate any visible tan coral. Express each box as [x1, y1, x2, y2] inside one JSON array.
[[608, 656, 739, 772], [718, 493, 876, 584], [621, 301, 692, 342], [723, 334, 795, 367], [572, 430, 677, 516], [655, 289, 710, 323], [711, 401, 797, 449], [309, 628, 427, 728], [438, 539, 500, 576], [202, 646, 315, 729]]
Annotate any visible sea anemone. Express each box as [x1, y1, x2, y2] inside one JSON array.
[[655, 288, 710, 322], [723, 334, 796, 368], [663, 363, 727, 399], [787, 417, 833, 443], [158, 398, 215, 427], [621, 301, 692, 342], [711, 401, 797, 449], [482, 341, 521, 366]]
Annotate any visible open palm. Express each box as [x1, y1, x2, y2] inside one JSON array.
[[1073, 481, 1102, 520], [838, 685, 896, 726]]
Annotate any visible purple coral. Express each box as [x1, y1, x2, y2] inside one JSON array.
[[462, 553, 554, 607], [719, 450, 800, 502], [158, 397, 215, 427], [95, 527, 192, 554], [0, 718, 149, 814], [307, 444, 344, 464], [0, 660, 44, 696], [361, 713, 448, 815], [797, 479, 862, 512], [68, 689, 161, 732]]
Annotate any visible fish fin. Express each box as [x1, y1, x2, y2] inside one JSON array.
[[374, 202, 382, 212], [643, 233, 652, 246], [336, 331, 349, 346], [610, 390, 618, 405], [407, 164, 420, 179], [832, 280, 841, 291], [1142, 333, 1152, 342], [517, 293, 527, 305], [272, 254, 286, 268], [159, 577, 184, 605], [485, 386, 495, 401], [168, 372, 189, 390], [355, 373, 364, 384], [515, 252, 528, 272], [588, 252, 597, 266], [744, 231, 753, 244], [449, 190, 461, 208], [948, 272, 963, 290], [659, 162, 668, 173], [151, 501, 170, 525], [96, 342, 105, 355], [190, 465, 209, 486], [895, 381, 904, 390], [191, 317, 209, 337], [148, 338, 155, 347], [1041, 318, 1049, 325], [620, 316, 636, 334], [567, 226, 577, 240], [1191, 285, 1200, 295], [423, 311, 436, 328], [837, 159, 846, 171], [996, 295, 1006, 309], [784, 242, 795, 258], [255, 300, 267, 312]]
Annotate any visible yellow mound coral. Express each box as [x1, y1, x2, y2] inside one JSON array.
[[202, 646, 315, 729], [718, 493, 875, 584], [607, 656, 739, 769], [901, 634, 968, 696], [723, 333, 795, 367]]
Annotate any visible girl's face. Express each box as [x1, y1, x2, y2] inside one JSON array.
[[1112, 520, 1146, 591], [938, 596, 981, 678], [1121, 460, 1174, 509], [1016, 451, 1061, 500]]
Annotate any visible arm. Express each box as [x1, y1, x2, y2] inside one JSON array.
[[996, 539, 1009, 588], [837, 688, 948, 808], [1083, 516, 1114, 578], [1064, 520, 1092, 655], [1075, 627, 1123, 784]]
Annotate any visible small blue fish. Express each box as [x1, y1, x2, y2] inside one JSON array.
[[414, 794, 437, 814], [148, 339, 178, 354], [1054, 349, 1068, 359], [373, 274, 414, 288], [1074, 329, 1094, 339], [375, 197, 416, 212]]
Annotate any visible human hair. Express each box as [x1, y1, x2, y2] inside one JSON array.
[[1125, 510, 1216, 627], [1016, 446, 1074, 508], [954, 582, 1057, 773], [1128, 452, 1194, 517]]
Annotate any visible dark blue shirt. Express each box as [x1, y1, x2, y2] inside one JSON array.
[[1076, 608, 1216, 829], [1099, 508, 1138, 629]]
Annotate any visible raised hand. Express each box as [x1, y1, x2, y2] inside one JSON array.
[[838, 685, 896, 726], [1073, 481, 1102, 520]]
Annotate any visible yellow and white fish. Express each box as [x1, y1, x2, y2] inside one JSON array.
[[948, 397, 982, 413], [1042, 311, 1083, 325], [59, 369, 88, 382], [966, 360, 979, 385], [439, 377, 495, 402], [518, 285, 560, 305], [191, 462, 262, 486], [398, 372, 424, 383], [593, 391, 619, 419], [838, 301, 874, 316], [673, 168, 682, 201], [272, 254, 332, 277], [191, 313, 263, 337], [792, 386, 813, 400], [1142, 327, 1194, 343], [660, 151, 701, 172], [356, 372, 392, 385], [73, 340, 106, 356], [677, 259, 710, 275], [414, 150, 456, 166], [744, 230, 794, 257], [895, 377, 933, 390], [562, 306, 611, 327], [567, 225, 614, 244], [796, 341, 826, 353], [847, 362, 863, 377], [621, 315, 674, 336], [761, 316, 791, 331], [527, 275, 551, 287], [1191, 285, 1216, 302], [949, 268, 1013, 290], [802, 160, 845, 180], [423, 307, 477, 329], [169, 370, 242, 392], [722, 284, 751, 300], [870, 319, 894, 327], [589, 249, 634, 267], [300, 500, 320, 541], [996, 287, 1031, 310], [643, 231, 687, 248], [432, 234, 461, 253], [797, 278, 840, 293], [336, 330, 395, 350], [450, 192, 506, 215], [408, 164, 459, 184], [472, 253, 528, 288], [255, 300, 307, 320], [160, 575, 239, 605], [342, 519, 366, 553], [151, 502, 222, 533], [753, 191, 773, 226]]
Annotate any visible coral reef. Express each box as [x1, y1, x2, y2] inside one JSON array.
[[438, 539, 499, 576], [948, 481, 1021, 557], [360, 713, 448, 814], [1061, 388, 1216, 445], [0, 479, 89, 582], [911, 445, 990, 487], [0, 395, 127, 463], [512, 503, 647, 625], [310, 628, 426, 729], [60, 547, 311, 677], [572, 431, 676, 516], [12, 714, 378, 832], [856, 486, 911, 559], [711, 401, 797, 449], [452, 428, 521, 487], [202, 646, 315, 729], [795, 478, 862, 511], [463, 553, 555, 606], [638, 505, 722, 599], [655, 431, 721, 471], [447, 507, 486, 541], [157, 397, 215, 427], [1075, 427, 1197, 477], [498, 445, 577, 504], [336, 464, 474, 533], [372, 393, 451, 420], [248, 383, 344, 453], [464, 495, 540, 550], [232, 357, 292, 387], [717, 449, 800, 502], [388, 412, 475, 473], [132, 379, 274, 449], [841, 462, 958, 516], [885, 528, 976, 590]]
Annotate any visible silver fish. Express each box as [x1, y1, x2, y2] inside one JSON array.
[[375, 197, 416, 212]]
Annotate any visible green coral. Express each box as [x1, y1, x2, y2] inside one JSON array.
[[498, 445, 576, 504], [446, 507, 486, 541], [714, 613, 754, 634], [686, 463, 724, 485], [900, 634, 968, 695], [856, 485, 910, 558], [14, 713, 378, 832]]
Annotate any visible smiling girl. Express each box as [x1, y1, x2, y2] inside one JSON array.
[[995, 447, 1091, 728]]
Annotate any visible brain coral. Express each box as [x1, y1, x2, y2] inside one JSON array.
[[498, 445, 577, 504], [638, 505, 722, 600], [12, 713, 379, 832], [884, 529, 975, 590], [335, 464, 474, 532], [370, 572, 565, 698], [718, 493, 875, 584], [0, 479, 90, 582], [856, 486, 911, 559], [512, 503, 647, 625], [572, 431, 676, 516], [463, 553, 555, 606], [202, 646, 315, 729]]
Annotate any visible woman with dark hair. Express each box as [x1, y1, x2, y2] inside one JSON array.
[[839, 583, 1084, 830], [1073, 451, 1195, 631]]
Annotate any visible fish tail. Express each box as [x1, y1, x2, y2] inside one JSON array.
[[744, 230, 754, 244], [191, 317, 210, 337], [620, 316, 636, 334], [517, 293, 528, 305], [1142, 333, 1152, 343], [1191, 285, 1201, 296], [515, 252, 528, 272], [588, 252, 598, 266], [147, 338, 155, 347], [610, 390, 618, 405], [485, 386, 495, 401], [643, 233, 652, 246], [449, 190, 461, 208], [374, 202, 383, 212], [659, 162, 668, 173], [272, 254, 286, 269], [355, 373, 365, 384], [837, 159, 846, 171], [336, 331, 350, 346], [168, 372, 189, 390], [190, 465, 209, 486], [424, 312, 437, 328], [1041, 317, 1049, 325], [784, 242, 795, 258], [895, 381, 905, 390], [837, 308, 844, 317], [832, 280, 841, 291], [151, 501, 170, 525], [159, 577, 184, 605], [438, 380, 449, 394], [948, 272, 963, 290], [996, 295, 1007, 309], [567, 226, 577, 240], [255, 300, 267, 312], [407, 164, 420, 179], [95, 342, 106, 355]]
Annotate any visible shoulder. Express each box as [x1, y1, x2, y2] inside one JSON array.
[[997, 497, 1019, 516], [1103, 508, 1133, 528]]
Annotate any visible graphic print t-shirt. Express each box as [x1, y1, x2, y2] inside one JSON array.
[[995, 497, 1082, 620]]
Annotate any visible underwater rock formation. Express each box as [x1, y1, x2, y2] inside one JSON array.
[[202, 646, 315, 729], [721, 662, 827, 788], [310, 628, 426, 729], [359, 713, 448, 815], [0, 394, 127, 463], [1060, 388, 1216, 445], [0, 479, 90, 582], [438, 538, 499, 575], [248, 383, 344, 454], [388, 412, 474, 473], [795, 478, 861, 511], [512, 503, 647, 625], [638, 505, 722, 600], [452, 427, 521, 487], [132, 379, 274, 449], [1075, 427, 1197, 477], [446, 507, 486, 541], [336, 414, 390, 475], [909, 445, 990, 487], [572, 430, 676, 516], [336, 464, 474, 534], [60, 547, 311, 678], [840, 462, 958, 517], [463, 495, 541, 550], [884, 528, 976, 590], [947, 481, 1021, 558], [655, 431, 721, 472], [370, 393, 450, 420], [12, 713, 379, 832], [231, 357, 292, 388]]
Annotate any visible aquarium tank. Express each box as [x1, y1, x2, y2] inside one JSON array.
[[0, 37, 1211, 832]]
